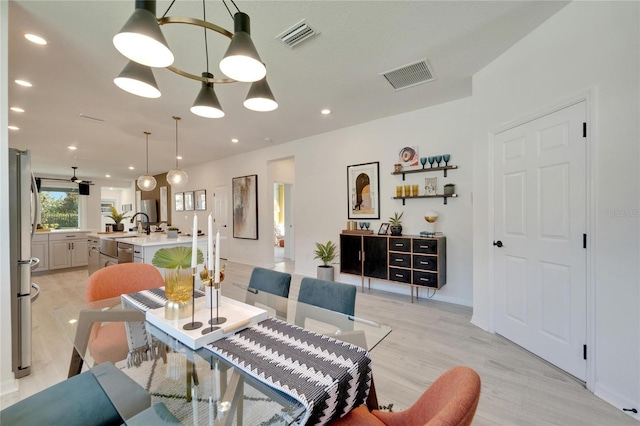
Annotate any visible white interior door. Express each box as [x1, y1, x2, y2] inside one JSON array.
[[493, 101, 587, 380], [213, 185, 229, 260]]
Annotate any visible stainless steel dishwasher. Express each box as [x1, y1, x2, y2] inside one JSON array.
[[117, 242, 134, 264], [88, 237, 100, 276]]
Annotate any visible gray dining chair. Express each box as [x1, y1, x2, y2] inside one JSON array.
[[244, 267, 292, 320], [295, 278, 366, 348]]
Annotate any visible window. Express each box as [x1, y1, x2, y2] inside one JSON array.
[[39, 184, 79, 229]]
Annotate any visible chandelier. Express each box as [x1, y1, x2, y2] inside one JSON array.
[[113, 0, 278, 118]]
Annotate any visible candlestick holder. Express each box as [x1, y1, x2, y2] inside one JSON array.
[[183, 268, 203, 331], [199, 267, 226, 333]]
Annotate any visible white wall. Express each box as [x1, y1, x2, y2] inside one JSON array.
[[173, 97, 474, 306], [0, 0, 18, 396], [472, 1, 639, 415]]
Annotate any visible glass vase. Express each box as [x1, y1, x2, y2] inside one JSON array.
[[164, 267, 193, 320]]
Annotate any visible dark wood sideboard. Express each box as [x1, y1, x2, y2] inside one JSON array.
[[339, 233, 446, 302]]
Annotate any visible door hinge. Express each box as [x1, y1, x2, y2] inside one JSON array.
[[583, 122, 587, 138], [583, 344, 587, 360], [583, 234, 587, 249]]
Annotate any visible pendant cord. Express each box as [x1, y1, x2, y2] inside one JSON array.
[[145, 132, 150, 173], [229, 0, 241, 13], [161, 0, 176, 18], [202, 0, 209, 74], [174, 118, 179, 168], [221, 0, 233, 19]]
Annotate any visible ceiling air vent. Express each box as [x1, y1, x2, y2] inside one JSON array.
[[381, 59, 436, 91], [276, 19, 319, 48]]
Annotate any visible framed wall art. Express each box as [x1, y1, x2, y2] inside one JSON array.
[[347, 161, 380, 219], [399, 146, 419, 168], [378, 223, 390, 235], [195, 189, 206, 210], [175, 192, 184, 211], [184, 191, 194, 211], [232, 174, 258, 240], [160, 186, 168, 221]]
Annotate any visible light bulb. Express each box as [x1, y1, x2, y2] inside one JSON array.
[[137, 174, 157, 191], [167, 168, 188, 188]]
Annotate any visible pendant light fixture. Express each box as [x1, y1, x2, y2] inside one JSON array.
[[219, 12, 266, 82], [114, 60, 161, 98], [113, 0, 277, 118], [244, 75, 278, 112], [166, 116, 188, 188], [113, 0, 174, 68], [137, 131, 157, 191]]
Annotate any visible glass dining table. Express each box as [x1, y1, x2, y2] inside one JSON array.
[[54, 286, 391, 425]]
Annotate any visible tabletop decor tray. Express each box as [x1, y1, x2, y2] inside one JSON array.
[[145, 296, 268, 349]]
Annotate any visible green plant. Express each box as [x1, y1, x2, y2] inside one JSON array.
[[152, 246, 204, 269], [107, 205, 129, 223], [313, 241, 338, 266], [444, 183, 455, 187], [167, 226, 179, 231], [389, 211, 404, 226]]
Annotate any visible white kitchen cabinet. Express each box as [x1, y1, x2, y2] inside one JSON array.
[[48, 231, 90, 270], [31, 234, 49, 272]]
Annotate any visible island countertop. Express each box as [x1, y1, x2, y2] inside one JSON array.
[[113, 234, 207, 247]]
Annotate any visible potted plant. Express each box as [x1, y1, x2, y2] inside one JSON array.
[[314, 240, 338, 281], [166, 227, 179, 238], [107, 205, 129, 232], [152, 246, 204, 319], [444, 183, 455, 196], [389, 211, 403, 236]]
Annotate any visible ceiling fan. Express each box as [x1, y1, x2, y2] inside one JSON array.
[[36, 166, 94, 185], [70, 166, 82, 183]]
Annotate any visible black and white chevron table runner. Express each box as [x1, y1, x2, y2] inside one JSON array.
[[122, 287, 205, 311], [207, 317, 372, 425]]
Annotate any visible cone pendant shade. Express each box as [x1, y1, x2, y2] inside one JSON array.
[[114, 60, 161, 98], [190, 73, 225, 118], [113, 1, 174, 68], [219, 12, 266, 82], [244, 77, 278, 112]]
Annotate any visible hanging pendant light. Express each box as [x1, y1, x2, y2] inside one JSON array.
[[114, 60, 161, 98], [191, 75, 225, 118], [219, 12, 266, 82], [137, 131, 157, 191], [244, 75, 278, 112], [166, 116, 188, 188], [113, 0, 174, 68]]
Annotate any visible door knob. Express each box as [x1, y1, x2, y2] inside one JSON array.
[[493, 240, 503, 248]]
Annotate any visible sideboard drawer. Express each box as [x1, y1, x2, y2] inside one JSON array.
[[413, 270, 439, 288], [389, 238, 411, 253], [389, 253, 411, 268], [412, 238, 438, 255], [389, 267, 412, 284], [412, 254, 438, 272]]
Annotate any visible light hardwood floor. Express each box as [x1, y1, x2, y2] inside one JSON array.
[[1, 261, 635, 425]]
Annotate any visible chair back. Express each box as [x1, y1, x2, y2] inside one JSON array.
[[86, 263, 164, 302], [373, 366, 481, 426], [245, 267, 291, 320], [297, 278, 356, 315]]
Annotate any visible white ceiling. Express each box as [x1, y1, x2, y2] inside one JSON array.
[[7, 0, 569, 183]]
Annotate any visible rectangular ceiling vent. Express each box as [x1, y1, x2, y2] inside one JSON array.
[[276, 19, 319, 48], [382, 59, 436, 91]]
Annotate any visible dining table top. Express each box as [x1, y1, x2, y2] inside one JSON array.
[[54, 286, 392, 425]]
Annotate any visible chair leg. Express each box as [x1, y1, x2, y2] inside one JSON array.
[[366, 377, 379, 411]]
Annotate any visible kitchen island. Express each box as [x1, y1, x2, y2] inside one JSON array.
[[87, 232, 208, 277]]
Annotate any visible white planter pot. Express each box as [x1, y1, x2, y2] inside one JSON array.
[[317, 265, 335, 281]]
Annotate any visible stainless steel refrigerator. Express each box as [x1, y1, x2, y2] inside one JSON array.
[[8, 148, 40, 378]]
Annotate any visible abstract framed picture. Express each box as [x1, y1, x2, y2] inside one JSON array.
[[184, 191, 194, 211], [347, 161, 380, 219], [232, 174, 258, 240], [175, 193, 184, 211], [195, 189, 206, 210], [399, 146, 419, 168]]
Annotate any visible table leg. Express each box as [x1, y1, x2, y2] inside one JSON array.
[[366, 377, 379, 411]]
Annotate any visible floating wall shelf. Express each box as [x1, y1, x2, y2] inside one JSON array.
[[391, 165, 458, 180]]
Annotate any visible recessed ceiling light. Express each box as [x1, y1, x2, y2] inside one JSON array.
[[265, 137, 272, 143], [105, 174, 111, 178], [8, 126, 19, 131], [128, 166, 134, 170], [10, 107, 25, 113], [67, 146, 77, 150], [231, 138, 239, 143], [321, 109, 331, 115], [15, 80, 32, 87], [109, 187, 114, 190], [24, 34, 47, 45], [176, 156, 183, 160]]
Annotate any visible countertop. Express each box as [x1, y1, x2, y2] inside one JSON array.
[[97, 233, 207, 247]]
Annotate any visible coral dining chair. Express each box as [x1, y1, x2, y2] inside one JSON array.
[[85, 263, 164, 365], [330, 366, 481, 426]]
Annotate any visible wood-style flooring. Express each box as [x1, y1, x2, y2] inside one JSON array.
[[1, 261, 635, 425]]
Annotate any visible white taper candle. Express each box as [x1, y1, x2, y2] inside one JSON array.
[[214, 230, 221, 283], [191, 213, 198, 268], [207, 213, 214, 272]]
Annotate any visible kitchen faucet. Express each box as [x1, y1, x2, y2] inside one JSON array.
[[130, 212, 150, 235]]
